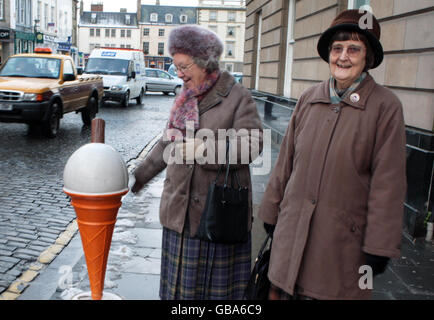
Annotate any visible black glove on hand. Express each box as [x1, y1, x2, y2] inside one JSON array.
[[263, 222, 276, 237], [365, 253, 390, 276], [131, 167, 146, 194]]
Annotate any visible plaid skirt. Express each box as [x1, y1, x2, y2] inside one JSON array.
[[159, 226, 251, 300]]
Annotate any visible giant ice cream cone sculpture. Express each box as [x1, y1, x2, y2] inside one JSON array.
[[63, 119, 128, 300]]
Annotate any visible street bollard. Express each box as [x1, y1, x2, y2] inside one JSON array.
[[63, 118, 129, 300]]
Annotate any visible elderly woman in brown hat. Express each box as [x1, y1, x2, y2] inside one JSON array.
[[259, 9, 406, 300], [132, 25, 263, 299]]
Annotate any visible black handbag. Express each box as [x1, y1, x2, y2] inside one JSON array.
[[244, 233, 272, 300], [195, 140, 249, 244]]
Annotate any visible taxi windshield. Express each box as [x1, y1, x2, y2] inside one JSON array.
[[84, 58, 129, 76], [0, 57, 61, 79]]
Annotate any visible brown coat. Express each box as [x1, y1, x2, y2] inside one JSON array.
[[134, 71, 263, 235], [258, 74, 406, 300]]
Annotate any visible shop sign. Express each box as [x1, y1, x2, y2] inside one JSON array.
[[57, 42, 71, 51], [36, 32, 44, 43], [0, 29, 11, 41]]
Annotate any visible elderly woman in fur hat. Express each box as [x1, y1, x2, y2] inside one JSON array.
[[259, 9, 406, 300], [132, 25, 263, 299]]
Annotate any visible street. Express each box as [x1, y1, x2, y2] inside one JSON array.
[[0, 93, 174, 295]]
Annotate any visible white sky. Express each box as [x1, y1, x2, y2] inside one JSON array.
[[81, 0, 199, 12]]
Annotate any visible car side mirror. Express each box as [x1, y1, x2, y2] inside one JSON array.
[[76, 68, 83, 75], [63, 74, 76, 81], [131, 71, 136, 79]]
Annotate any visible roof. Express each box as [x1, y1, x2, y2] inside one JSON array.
[[79, 11, 138, 28], [140, 5, 198, 24]]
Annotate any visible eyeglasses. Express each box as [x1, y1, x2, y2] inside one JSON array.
[[174, 62, 194, 74], [330, 45, 365, 58]]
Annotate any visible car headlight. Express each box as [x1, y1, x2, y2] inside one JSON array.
[[22, 93, 38, 101], [110, 85, 123, 91]]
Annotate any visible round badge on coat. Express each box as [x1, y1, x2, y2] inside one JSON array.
[[350, 93, 360, 103]]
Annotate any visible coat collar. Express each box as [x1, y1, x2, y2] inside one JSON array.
[[310, 73, 377, 110], [199, 71, 235, 115]]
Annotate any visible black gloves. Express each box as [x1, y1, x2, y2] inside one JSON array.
[[263, 222, 276, 236], [365, 253, 390, 276]]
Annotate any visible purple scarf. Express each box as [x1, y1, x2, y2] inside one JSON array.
[[166, 70, 220, 141]]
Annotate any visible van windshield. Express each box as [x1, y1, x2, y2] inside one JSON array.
[[84, 58, 129, 76]]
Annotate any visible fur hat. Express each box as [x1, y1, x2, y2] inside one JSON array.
[[317, 9, 383, 68], [168, 25, 223, 62]]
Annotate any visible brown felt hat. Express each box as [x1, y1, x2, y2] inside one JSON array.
[[317, 9, 383, 69]]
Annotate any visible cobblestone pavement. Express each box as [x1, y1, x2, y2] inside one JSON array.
[[0, 93, 174, 298]]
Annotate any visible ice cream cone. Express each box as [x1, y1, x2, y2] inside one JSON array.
[[64, 189, 128, 300]]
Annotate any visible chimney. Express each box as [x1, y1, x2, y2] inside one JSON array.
[[91, 3, 103, 11], [137, 0, 141, 22], [156, 0, 160, 5], [80, 0, 83, 17], [120, 8, 127, 13]]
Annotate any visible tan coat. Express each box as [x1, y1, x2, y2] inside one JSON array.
[[259, 74, 406, 300], [134, 71, 263, 236]]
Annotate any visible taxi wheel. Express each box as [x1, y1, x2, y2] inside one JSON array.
[[42, 102, 60, 138], [122, 91, 130, 108], [136, 88, 144, 105], [82, 96, 97, 126]]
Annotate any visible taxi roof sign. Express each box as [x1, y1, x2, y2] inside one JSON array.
[[34, 47, 52, 54]]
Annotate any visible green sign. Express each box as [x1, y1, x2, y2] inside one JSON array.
[[35, 32, 44, 43], [15, 31, 35, 41]]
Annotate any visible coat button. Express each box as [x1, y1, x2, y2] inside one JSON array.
[[193, 196, 199, 203], [351, 225, 357, 232], [311, 199, 316, 205]]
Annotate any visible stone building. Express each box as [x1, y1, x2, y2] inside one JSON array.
[[197, 0, 246, 73], [137, 2, 197, 70], [78, 3, 140, 64], [243, 0, 434, 238]]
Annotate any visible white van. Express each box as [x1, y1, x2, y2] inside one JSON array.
[[84, 48, 146, 107]]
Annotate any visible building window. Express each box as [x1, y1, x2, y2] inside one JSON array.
[[165, 14, 173, 23], [105, 29, 110, 37], [96, 29, 100, 37], [126, 44, 131, 49], [158, 42, 164, 55], [227, 26, 235, 37], [143, 28, 149, 36], [180, 15, 188, 23], [120, 44, 125, 48], [348, 0, 370, 9], [0, 0, 4, 20], [91, 13, 96, 24], [226, 42, 234, 57], [90, 28, 94, 37], [210, 11, 217, 21], [125, 14, 131, 25], [121, 29, 125, 37], [143, 42, 149, 54], [150, 13, 158, 22], [44, 3, 48, 28], [228, 12, 236, 22], [158, 29, 164, 36], [127, 30, 131, 38], [111, 29, 116, 37]]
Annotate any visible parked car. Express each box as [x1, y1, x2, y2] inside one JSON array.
[[0, 48, 103, 138], [144, 68, 183, 95], [231, 72, 243, 83]]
